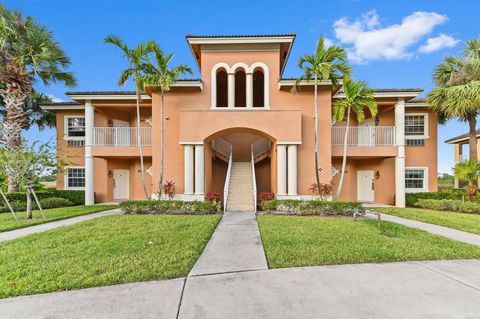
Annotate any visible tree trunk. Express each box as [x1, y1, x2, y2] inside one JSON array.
[[336, 107, 351, 199], [136, 91, 149, 199], [26, 186, 33, 220], [160, 92, 165, 198], [468, 115, 477, 162], [314, 74, 321, 196]]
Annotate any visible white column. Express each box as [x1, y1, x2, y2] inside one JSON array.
[[277, 144, 287, 195], [184, 145, 194, 195], [194, 145, 205, 195], [246, 72, 253, 108], [395, 98, 406, 208], [287, 145, 298, 196], [84, 100, 95, 205], [228, 72, 235, 108]]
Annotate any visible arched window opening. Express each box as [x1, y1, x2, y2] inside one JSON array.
[[216, 69, 228, 108], [235, 70, 246, 107], [253, 70, 264, 108]]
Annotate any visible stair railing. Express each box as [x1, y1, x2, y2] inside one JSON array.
[[223, 143, 233, 213], [252, 138, 272, 159], [251, 145, 257, 212], [212, 137, 231, 159]]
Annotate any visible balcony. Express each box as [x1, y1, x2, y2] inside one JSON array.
[[92, 127, 152, 158], [332, 126, 397, 158]]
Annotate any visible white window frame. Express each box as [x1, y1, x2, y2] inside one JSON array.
[[64, 115, 86, 141], [405, 113, 429, 140], [405, 167, 428, 193], [64, 166, 86, 190]]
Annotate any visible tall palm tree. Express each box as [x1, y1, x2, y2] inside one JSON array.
[[104, 35, 152, 199], [140, 42, 192, 197], [428, 37, 480, 161], [292, 37, 351, 195], [0, 5, 76, 191], [333, 78, 377, 199]]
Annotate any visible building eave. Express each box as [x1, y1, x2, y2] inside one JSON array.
[[278, 79, 333, 88], [40, 103, 84, 111]]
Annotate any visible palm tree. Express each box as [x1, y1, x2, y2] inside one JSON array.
[[0, 4, 76, 191], [427, 37, 480, 161], [333, 79, 377, 199], [292, 37, 351, 195], [104, 35, 152, 199], [453, 160, 480, 201], [140, 42, 192, 197]]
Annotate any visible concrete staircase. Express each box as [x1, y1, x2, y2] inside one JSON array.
[[226, 162, 255, 212]]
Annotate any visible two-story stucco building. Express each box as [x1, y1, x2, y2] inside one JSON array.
[[41, 34, 438, 209]]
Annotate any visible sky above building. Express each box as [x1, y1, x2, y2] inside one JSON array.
[[6, 0, 479, 173]]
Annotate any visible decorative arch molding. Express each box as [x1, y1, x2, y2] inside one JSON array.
[[210, 62, 270, 109], [211, 63, 232, 108]]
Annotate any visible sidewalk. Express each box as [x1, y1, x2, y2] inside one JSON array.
[[0, 208, 122, 242], [189, 211, 268, 276], [367, 211, 480, 247]]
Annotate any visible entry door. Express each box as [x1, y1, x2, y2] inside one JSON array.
[[358, 118, 375, 146], [113, 169, 130, 201], [112, 120, 130, 146], [357, 170, 374, 202]]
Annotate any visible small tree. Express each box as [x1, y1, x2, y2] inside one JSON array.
[[0, 141, 57, 219], [453, 160, 480, 201]]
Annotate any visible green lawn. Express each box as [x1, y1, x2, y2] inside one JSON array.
[[376, 207, 480, 235], [0, 205, 117, 232], [0, 214, 221, 298], [257, 215, 480, 269]]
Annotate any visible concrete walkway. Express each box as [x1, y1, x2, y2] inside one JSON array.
[[0, 208, 122, 242], [2, 259, 480, 318], [189, 211, 268, 276], [367, 211, 480, 247]]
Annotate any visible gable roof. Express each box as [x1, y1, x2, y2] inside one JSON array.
[[445, 130, 480, 144]]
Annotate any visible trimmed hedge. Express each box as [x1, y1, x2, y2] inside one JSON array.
[[261, 200, 364, 216], [0, 190, 84, 213], [406, 189, 465, 207], [120, 200, 223, 215], [415, 199, 480, 215]]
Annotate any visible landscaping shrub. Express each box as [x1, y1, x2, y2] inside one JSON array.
[[205, 192, 221, 202], [38, 197, 73, 209], [120, 200, 223, 215], [406, 189, 465, 206], [259, 192, 275, 210], [0, 190, 84, 213], [261, 199, 364, 216], [415, 199, 480, 215]]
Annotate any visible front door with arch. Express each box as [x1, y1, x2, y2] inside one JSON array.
[[113, 169, 130, 201], [357, 170, 374, 202]]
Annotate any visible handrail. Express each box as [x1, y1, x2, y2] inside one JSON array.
[[223, 144, 233, 213], [252, 138, 271, 158], [93, 127, 152, 147], [251, 145, 257, 212], [212, 137, 231, 158], [331, 126, 395, 146]]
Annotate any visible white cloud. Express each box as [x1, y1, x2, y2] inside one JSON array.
[[333, 10, 449, 63], [46, 94, 65, 103], [323, 37, 334, 48], [419, 33, 459, 53]]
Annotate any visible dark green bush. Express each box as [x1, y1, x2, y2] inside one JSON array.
[[120, 200, 223, 215], [406, 189, 465, 207], [415, 199, 480, 215], [39, 197, 73, 209], [261, 200, 364, 216], [0, 190, 83, 213]]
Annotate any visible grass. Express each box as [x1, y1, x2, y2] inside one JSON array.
[[257, 215, 480, 269], [0, 205, 117, 232], [0, 214, 221, 298], [376, 207, 480, 235]]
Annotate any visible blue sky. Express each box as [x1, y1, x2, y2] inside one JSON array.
[[6, 0, 480, 173]]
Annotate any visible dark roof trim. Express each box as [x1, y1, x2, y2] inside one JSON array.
[[186, 33, 296, 38], [445, 129, 480, 144], [42, 102, 81, 106]]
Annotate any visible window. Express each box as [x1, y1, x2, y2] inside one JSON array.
[[253, 70, 265, 107], [405, 114, 428, 139], [65, 167, 85, 190], [405, 168, 427, 192], [234, 70, 246, 107], [216, 70, 228, 107], [406, 139, 425, 146], [64, 116, 85, 140]]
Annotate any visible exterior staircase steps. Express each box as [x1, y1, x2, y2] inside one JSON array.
[[226, 162, 255, 212]]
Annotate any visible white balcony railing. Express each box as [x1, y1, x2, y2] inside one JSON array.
[[93, 127, 152, 147], [332, 126, 396, 147]]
